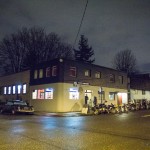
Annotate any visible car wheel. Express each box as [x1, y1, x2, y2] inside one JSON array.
[[11, 110, 15, 115]]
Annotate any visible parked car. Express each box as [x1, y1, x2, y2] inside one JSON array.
[[0, 100, 34, 115], [0, 101, 6, 110]]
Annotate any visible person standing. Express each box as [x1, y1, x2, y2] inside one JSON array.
[[93, 96, 97, 106], [85, 94, 89, 105]]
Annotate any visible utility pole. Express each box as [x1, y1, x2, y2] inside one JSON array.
[[98, 87, 103, 104]]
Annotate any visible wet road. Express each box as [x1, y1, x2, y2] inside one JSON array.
[[0, 110, 150, 150]]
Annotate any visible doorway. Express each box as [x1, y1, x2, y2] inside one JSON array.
[[84, 90, 92, 105]]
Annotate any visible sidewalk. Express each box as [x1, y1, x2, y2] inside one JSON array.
[[34, 111, 88, 117]]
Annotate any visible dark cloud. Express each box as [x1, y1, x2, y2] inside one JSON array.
[[0, 0, 150, 72]]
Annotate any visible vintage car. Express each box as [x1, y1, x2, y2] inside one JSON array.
[[0, 100, 34, 115], [0, 101, 6, 110]]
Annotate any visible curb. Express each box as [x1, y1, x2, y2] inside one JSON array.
[[34, 112, 83, 117], [34, 112, 94, 117]]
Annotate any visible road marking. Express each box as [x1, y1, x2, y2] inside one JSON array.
[[142, 115, 150, 117]]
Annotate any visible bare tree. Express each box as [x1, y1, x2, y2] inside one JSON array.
[[113, 49, 137, 75], [0, 27, 73, 75], [0, 34, 26, 73]]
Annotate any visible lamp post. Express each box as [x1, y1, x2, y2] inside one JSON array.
[[98, 87, 103, 104]]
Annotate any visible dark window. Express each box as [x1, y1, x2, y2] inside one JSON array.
[[46, 67, 51, 77], [39, 69, 43, 78], [34, 70, 38, 79], [95, 72, 101, 78], [109, 74, 115, 82], [119, 75, 123, 84], [69, 67, 76, 77], [52, 66, 57, 76]]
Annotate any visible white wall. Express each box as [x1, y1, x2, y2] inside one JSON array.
[[130, 89, 150, 101]]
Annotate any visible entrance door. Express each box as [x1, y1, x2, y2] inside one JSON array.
[[85, 90, 92, 105], [117, 93, 122, 105]]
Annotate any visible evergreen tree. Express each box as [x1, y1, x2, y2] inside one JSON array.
[[74, 35, 95, 63]]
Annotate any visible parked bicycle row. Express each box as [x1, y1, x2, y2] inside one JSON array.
[[86, 100, 150, 115]]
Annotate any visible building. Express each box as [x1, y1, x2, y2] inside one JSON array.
[[0, 70, 30, 103], [130, 73, 150, 103], [0, 58, 128, 112]]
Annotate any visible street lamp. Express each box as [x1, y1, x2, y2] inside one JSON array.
[[98, 87, 103, 104]]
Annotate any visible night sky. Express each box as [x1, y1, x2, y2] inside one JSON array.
[[0, 0, 150, 72]]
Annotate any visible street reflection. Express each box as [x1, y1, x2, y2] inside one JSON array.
[[11, 126, 25, 133], [40, 117, 84, 130], [117, 113, 129, 121], [7, 119, 26, 133]]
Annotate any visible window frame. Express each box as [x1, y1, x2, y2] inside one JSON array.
[[32, 88, 54, 100], [109, 92, 115, 100], [95, 71, 101, 78], [69, 67, 77, 77], [45, 88, 53, 99], [109, 74, 115, 82], [8, 86, 11, 95], [52, 66, 57, 76], [46, 67, 51, 77], [85, 70, 91, 77], [12, 85, 16, 95], [39, 69, 43, 78], [34, 70, 38, 79], [37, 89, 45, 99], [69, 88, 79, 100], [32, 90, 37, 99], [4, 87, 7, 95], [142, 90, 145, 95], [17, 85, 22, 94], [119, 75, 123, 84], [22, 83, 27, 94]]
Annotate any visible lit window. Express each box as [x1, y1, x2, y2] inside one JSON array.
[[85, 70, 91, 77], [34, 70, 38, 79], [46, 67, 51, 77], [45, 88, 53, 99], [32, 90, 37, 99], [69, 67, 76, 77], [8, 86, 11, 94], [23, 84, 27, 94], [119, 76, 123, 84], [95, 72, 101, 78], [109, 74, 115, 82], [69, 88, 79, 100], [17, 85, 22, 94], [4, 87, 7, 95], [13, 86, 16, 94], [37, 89, 44, 99], [39, 69, 43, 78], [52, 66, 57, 76], [109, 92, 115, 100]]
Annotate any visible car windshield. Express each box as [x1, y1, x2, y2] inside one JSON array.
[[6, 101, 27, 106]]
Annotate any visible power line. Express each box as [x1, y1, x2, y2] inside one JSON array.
[[73, 0, 89, 50]]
